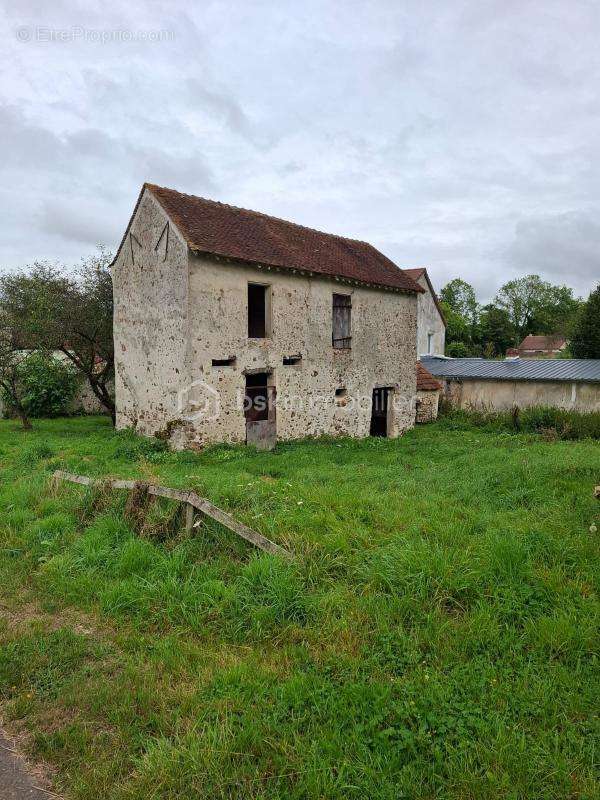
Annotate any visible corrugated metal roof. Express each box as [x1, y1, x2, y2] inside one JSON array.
[[421, 356, 600, 384]]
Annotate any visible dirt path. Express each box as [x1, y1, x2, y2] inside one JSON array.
[[0, 730, 59, 799]]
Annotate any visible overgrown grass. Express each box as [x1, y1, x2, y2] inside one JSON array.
[[0, 416, 598, 799], [439, 405, 600, 440]]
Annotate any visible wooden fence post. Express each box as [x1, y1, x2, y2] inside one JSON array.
[[185, 502, 195, 533]]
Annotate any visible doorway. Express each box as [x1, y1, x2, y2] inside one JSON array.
[[370, 387, 390, 437], [244, 372, 277, 449]]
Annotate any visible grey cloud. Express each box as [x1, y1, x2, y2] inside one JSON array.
[[0, 105, 64, 167], [186, 78, 250, 137], [506, 212, 600, 293], [39, 196, 122, 246], [0, 0, 599, 302]]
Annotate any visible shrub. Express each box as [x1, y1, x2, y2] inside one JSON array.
[[1, 352, 79, 418]]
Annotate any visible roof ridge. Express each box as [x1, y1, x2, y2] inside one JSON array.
[[144, 183, 372, 247], [126, 183, 424, 294]]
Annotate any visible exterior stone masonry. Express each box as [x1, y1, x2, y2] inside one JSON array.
[[113, 186, 420, 449], [415, 390, 440, 423]]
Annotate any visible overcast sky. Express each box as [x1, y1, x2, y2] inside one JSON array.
[[1, 0, 599, 301]]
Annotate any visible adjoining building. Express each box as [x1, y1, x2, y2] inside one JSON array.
[[112, 183, 424, 449], [422, 356, 600, 413], [403, 268, 446, 357], [415, 361, 442, 423]]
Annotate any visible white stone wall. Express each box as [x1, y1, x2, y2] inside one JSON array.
[[72, 379, 112, 414], [442, 378, 600, 413], [184, 254, 418, 446], [415, 390, 440, 423], [113, 188, 191, 432], [416, 273, 445, 357], [112, 190, 419, 448]]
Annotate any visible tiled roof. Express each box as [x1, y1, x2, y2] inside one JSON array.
[[141, 184, 423, 293], [404, 268, 426, 281], [422, 356, 600, 384], [416, 361, 442, 391], [519, 335, 566, 351]]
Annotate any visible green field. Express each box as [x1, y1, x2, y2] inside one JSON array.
[[0, 417, 598, 799]]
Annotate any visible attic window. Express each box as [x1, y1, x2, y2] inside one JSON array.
[[212, 356, 236, 367], [283, 354, 302, 366], [332, 293, 352, 349]]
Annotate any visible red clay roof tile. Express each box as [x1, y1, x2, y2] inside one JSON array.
[[416, 360, 442, 391], [142, 184, 424, 294], [519, 335, 566, 351]]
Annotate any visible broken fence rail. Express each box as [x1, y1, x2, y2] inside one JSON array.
[[51, 470, 291, 559]]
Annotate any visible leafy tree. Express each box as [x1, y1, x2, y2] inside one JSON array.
[[0, 312, 31, 429], [440, 279, 479, 325], [476, 304, 517, 356], [5, 352, 79, 418], [445, 341, 471, 358], [571, 284, 600, 358], [0, 248, 115, 423], [495, 275, 581, 339], [530, 284, 582, 337], [440, 302, 470, 346]]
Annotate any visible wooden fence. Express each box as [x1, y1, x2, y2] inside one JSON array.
[[51, 470, 291, 559]]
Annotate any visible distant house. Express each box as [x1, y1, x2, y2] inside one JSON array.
[[112, 183, 425, 449], [514, 335, 568, 358], [403, 268, 446, 356], [422, 356, 600, 413]]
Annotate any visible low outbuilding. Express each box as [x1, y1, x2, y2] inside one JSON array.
[[422, 356, 600, 413], [415, 361, 442, 422]]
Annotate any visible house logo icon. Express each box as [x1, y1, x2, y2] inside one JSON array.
[[177, 380, 221, 423]]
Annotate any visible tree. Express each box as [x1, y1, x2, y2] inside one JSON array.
[[0, 248, 115, 423], [440, 301, 470, 346], [476, 304, 517, 356], [530, 284, 582, 337], [571, 284, 600, 358], [8, 352, 79, 418], [0, 312, 31, 429], [440, 279, 479, 325], [495, 275, 581, 339], [445, 341, 470, 358]]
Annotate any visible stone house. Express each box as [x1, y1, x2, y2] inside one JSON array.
[[112, 184, 424, 449], [403, 268, 446, 356]]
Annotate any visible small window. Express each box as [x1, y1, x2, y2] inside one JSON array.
[[335, 387, 347, 405], [332, 293, 352, 349], [212, 356, 236, 368], [427, 333, 433, 354], [248, 283, 270, 338], [283, 354, 302, 366]]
